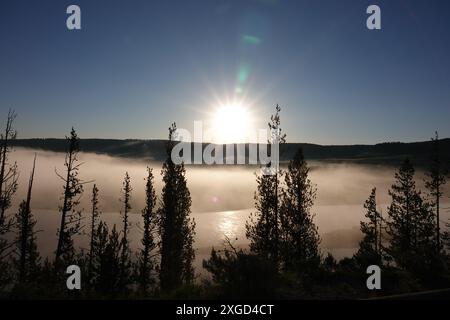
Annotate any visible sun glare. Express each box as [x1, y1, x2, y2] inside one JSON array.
[[212, 103, 252, 144]]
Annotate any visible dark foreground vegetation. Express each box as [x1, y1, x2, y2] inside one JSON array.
[[1, 107, 450, 300]]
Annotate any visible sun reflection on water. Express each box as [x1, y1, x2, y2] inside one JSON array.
[[218, 211, 239, 239]]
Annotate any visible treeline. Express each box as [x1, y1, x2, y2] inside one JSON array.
[[10, 138, 450, 167], [1, 107, 450, 299]]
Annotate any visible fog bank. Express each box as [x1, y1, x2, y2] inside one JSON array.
[[6, 148, 450, 270]]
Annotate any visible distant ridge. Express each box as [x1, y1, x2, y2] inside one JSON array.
[[11, 138, 450, 167]]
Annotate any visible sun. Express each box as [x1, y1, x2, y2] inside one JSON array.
[[212, 103, 252, 144]]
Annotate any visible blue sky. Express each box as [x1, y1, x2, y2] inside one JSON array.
[[0, 0, 449, 144]]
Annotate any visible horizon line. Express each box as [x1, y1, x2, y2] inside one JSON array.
[[12, 136, 450, 147]]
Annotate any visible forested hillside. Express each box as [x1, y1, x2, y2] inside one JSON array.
[[11, 138, 450, 166]]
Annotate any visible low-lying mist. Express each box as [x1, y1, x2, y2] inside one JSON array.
[[8, 148, 450, 267]]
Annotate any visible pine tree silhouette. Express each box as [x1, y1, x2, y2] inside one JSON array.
[[159, 123, 195, 291], [0, 109, 18, 224], [55, 128, 84, 272], [95, 224, 121, 296], [246, 105, 285, 264], [280, 148, 321, 272], [0, 109, 18, 289], [14, 154, 41, 284], [119, 172, 132, 292], [136, 167, 157, 294], [386, 159, 436, 272], [88, 184, 101, 284], [425, 132, 447, 252], [354, 188, 383, 266]]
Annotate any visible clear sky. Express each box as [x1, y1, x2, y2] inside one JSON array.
[[0, 0, 449, 144]]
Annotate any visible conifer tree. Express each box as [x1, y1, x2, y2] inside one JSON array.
[[90, 221, 108, 290], [0, 110, 19, 288], [280, 148, 320, 271], [0, 109, 18, 224], [159, 123, 195, 291], [354, 188, 382, 266], [386, 159, 436, 270], [246, 105, 285, 264], [119, 172, 132, 291], [424, 132, 447, 252], [246, 171, 277, 259], [14, 155, 40, 284], [88, 184, 101, 283], [136, 167, 157, 293], [55, 128, 84, 271], [95, 223, 121, 296]]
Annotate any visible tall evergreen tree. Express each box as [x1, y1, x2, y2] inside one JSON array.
[[159, 123, 195, 291], [136, 167, 157, 293], [88, 184, 101, 283], [14, 154, 40, 284], [0, 109, 19, 289], [424, 132, 447, 252], [119, 172, 132, 291], [0, 109, 19, 224], [90, 221, 108, 291], [354, 188, 382, 266], [387, 159, 415, 265], [246, 105, 285, 264], [55, 128, 84, 271], [280, 148, 321, 272], [94, 223, 121, 296], [386, 159, 436, 271], [246, 172, 277, 259]]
